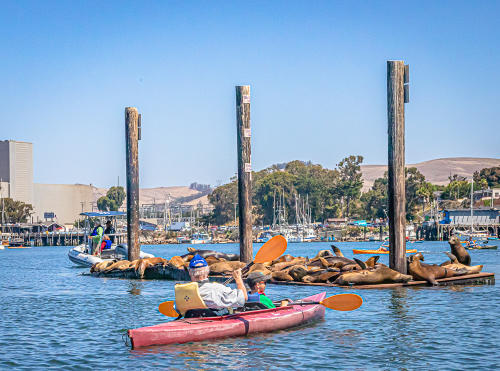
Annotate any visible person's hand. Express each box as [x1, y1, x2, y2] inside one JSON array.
[[232, 268, 242, 280]]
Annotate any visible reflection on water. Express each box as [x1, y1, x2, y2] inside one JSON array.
[[0, 241, 498, 369]]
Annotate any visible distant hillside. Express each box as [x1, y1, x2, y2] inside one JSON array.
[[361, 157, 500, 191], [93, 186, 210, 207]]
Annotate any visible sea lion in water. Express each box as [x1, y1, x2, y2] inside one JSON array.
[[408, 253, 468, 285], [334, 266, 412, 285], [448, 236, 471, 265], [182, 247, 240, 261]]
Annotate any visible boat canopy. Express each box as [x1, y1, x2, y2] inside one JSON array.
[[80, 211, 126, 217]]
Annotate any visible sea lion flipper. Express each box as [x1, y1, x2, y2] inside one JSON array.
[[331, 245, 344, 257], [353, 258, 367, 270], [444, 251, 458, 263]]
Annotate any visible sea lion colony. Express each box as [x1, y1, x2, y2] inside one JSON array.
[[90, 238, 483, 285]]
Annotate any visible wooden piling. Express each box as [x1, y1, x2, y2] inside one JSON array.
[[387, 61, 408, 274], [125, 107, 140, 261], [235, 86, 253, 263]]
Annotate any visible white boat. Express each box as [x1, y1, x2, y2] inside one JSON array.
[[68, 211, 154, 267], [190, 232, 212, 244]]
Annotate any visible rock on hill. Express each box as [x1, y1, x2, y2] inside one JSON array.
[[361, 157, 500, 191]]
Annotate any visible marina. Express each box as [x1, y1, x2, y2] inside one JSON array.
[[1, 241, 499, 369]]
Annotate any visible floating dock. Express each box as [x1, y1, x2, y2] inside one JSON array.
[[89, 264, 495, 288]]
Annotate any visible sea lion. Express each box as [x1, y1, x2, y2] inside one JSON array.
[[441, 252, 483, 274], [247, 263, 272, 276], [314, 250, 334, 259], [302, 269, 341, 283], [334, 266, 412, 285], [271, 271, 294, 281], [270, 258, 307, 271], [90, 260, 116, 273], [103, 260, 136, 272], [288, 265, 309, 281], [273, 254, 296, 264], [209, 261, 246, 275], [364, 256, 380, 268], [167, 256, 187, 270], [182, 247, 240, 261], [408, 253, 468, 285], [136, 257, 168, 278], [448, 236, 471, 265], [331, 245, 345, 257]]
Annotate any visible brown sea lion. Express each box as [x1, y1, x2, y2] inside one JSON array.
[[271, 271, 294, 281], [331, 245, 345, 257], [314, 250, 334, 259], [90, 260, 117, 273], [209, 261, 246, 275], [288, 265, 309, 281], [271, 258, 306, 271], [182, 247, 240, 261], [408, 253, 468, 285], [441, 252, 483, 274], [136, 257, 168, 278], [167, 256, 187, 270], [247, 263, 272, 276], [273, 254, 296, 264], [364, 256, 380, 268], [448, 236, 471, 265], [334, 266, 412, 285], [103, 260, 136, 272], [302, 269, 341, 283]]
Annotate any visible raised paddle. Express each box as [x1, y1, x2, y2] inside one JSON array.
[[158, 293, 363, 317], [223, 235, 287, 285], [158, 235, 287, 317]]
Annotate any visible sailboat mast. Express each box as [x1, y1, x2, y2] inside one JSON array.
[[470, 177, 473, 234]]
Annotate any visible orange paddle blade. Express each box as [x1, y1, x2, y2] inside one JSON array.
[[320, 294, 363, 311], [254, 235, 287, 263], [158, 301, 179, 317]]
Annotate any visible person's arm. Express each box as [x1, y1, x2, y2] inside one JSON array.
[[232, 269, 248, 301]]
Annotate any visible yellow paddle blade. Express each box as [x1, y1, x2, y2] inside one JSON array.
[[254, 235, 288, 263], [158, 301, 180, 317], [320, 294, 363, 311]]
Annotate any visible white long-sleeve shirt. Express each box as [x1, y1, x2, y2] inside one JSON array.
[[198, 280, 246, 309]]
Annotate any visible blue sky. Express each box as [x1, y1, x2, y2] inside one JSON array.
[[1, 1, 499, 188]]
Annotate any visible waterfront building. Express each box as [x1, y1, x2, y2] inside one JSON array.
[[0, 140, 33, 205]]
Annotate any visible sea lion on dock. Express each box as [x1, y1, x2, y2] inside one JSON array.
[[136, 257, 168, 278], [90, 260, 117, 273], [208, 261, 246, 275], [364, 256, 380, 268], [448, 236, 471, 265], [331, 245, 344, 257], [247, 263, 272, 276], [182, 247, 240, 261], [167, 256, 187, 270], [334, 266, 412, 286], [408, 253, 468, 285], [441, 252, 483, 274], [314, 250, 334, 259], [271, 271, 294, 281]]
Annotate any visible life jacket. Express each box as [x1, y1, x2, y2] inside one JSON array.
[[174, 282, 208, 316], [90, 226, 102, 237]]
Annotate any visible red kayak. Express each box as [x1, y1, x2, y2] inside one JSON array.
[[128, 292, 326, 348]]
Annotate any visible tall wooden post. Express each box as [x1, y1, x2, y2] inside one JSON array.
[[235, 86, 253, 263], [387, 61, 409, 274], [125, 107, 140, 261]]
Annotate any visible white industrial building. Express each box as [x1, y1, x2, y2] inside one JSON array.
[[0, 140, 34, 205]]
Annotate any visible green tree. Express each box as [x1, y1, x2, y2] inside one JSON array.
[[2, 198, 33, 223], [97, 186, 125, 211], [360, 176, 388, 219], [474, 166, 500, 187], [337, 155, 364, 218]]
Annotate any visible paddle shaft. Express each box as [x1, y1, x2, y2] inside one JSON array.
[[223, 262, 254, 285]]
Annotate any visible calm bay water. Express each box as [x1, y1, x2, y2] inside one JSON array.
[[1, 241, 499, 370]]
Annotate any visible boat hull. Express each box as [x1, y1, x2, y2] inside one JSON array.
[[353, 249, 417, 254], [68, 244, 154, 267], [128, 292, 326, 348]]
